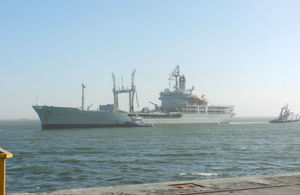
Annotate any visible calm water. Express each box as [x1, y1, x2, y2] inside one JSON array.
[[1, 118, 300, 193]]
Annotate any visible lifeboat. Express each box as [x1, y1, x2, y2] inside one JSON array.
[[195, 95, 207, 104]]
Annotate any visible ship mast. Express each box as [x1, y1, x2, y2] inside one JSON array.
[[172, 65, 180, 91], [130, 69, 136, 113], [81, 83, 86, 110], [112, 73, 119, 111]]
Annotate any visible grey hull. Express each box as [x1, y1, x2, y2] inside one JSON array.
[[41, 124, 129, 129], [33, 106, 131, 129], [269, 119, 300, 123]]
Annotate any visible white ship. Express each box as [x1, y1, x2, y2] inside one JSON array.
[[33, 67, 235, 129], [131, 66, 235, 124]]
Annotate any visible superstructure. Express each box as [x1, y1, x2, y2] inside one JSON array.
[[132, 66, 235, 124]]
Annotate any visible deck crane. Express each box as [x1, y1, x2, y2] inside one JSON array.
[[112, 69, 137, 113]]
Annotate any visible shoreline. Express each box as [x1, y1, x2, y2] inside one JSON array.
[[9, 172, 300, 195]]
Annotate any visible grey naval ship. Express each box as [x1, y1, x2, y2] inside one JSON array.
[[131, 66, 235, 124], [33, 66, 235, 129], [33, 71, 139, 129]]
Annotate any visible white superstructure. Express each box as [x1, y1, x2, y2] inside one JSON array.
[[132, 66, 235, 124]]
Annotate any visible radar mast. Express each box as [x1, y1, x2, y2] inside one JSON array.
[[81, 83, 86, 110], [172, 65, 180, 91]]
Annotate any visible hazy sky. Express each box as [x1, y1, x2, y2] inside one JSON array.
[[1, 0, 300, 119]]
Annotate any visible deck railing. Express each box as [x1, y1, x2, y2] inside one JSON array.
[[0, 148, 13, 195]]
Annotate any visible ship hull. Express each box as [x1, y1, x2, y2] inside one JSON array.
[[41, 123, 129, 129], [33, 106, 234, 129], [135, 113, 234, 124], [269, 119, 300, 123], [33, 106, 131, 129]]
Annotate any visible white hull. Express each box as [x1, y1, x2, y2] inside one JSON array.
[[33, 106, 234, 129], [137, 113, 234, 124]]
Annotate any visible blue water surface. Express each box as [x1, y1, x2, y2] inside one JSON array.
[[1, 119, 300, 193]]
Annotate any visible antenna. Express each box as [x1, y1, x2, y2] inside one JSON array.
[[36, 96, 39, 106], [112, 72, 119, 111], [81, 83, 86, 110], [172, 65, 180, 90]]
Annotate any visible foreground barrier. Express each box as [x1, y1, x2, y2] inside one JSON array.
[[0, 148, 13, 195]]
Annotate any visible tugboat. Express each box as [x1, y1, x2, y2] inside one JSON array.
[[270, 104, 300, 123], [125, 116, 154, 127]]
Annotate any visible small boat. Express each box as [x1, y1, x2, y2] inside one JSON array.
[[124, 116, 154, 127], [270, 104, 300, 123]]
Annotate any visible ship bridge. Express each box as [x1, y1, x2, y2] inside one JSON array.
[[159, 66, 207, 112]]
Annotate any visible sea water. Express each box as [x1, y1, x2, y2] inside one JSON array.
[[1, 118, 300, 193]]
